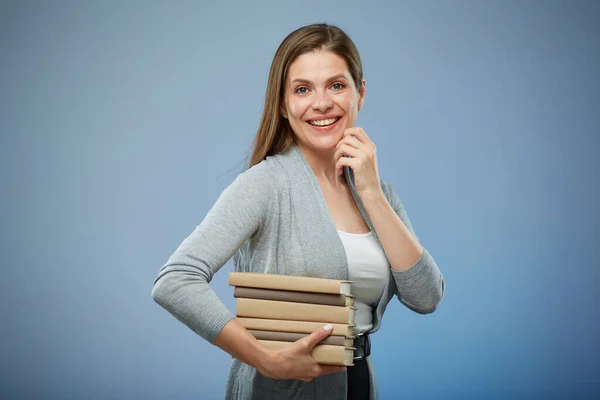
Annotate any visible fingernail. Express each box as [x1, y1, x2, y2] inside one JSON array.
[[323, 324, 333, 332]]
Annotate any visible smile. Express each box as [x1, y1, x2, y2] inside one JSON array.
[[307, 117, 341, 127]]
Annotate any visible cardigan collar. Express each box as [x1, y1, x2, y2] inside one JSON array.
[[274, 143, 391, 302]]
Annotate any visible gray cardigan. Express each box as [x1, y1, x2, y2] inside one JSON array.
[[152, 143, 445, 400]]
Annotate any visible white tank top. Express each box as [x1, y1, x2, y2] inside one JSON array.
[[337, 230, 388, 334]]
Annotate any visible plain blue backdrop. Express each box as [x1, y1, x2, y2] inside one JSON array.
[[1, 1, 599, 399]]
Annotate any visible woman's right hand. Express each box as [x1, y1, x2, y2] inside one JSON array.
[[257, 324, 347, 382]]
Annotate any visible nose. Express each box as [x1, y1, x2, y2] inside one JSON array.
[[311, 91, 333, 112]]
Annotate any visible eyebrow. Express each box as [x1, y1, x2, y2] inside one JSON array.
[[290, 74, 350, 85]]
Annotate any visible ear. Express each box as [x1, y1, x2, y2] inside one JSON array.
[[280, 106, 288, 119], [358, 78, 366, 111]]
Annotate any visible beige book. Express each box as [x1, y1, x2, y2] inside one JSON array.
[[229, 272, 352, 295], [237, 317, 355, 337], [248, 330, 354, 347], [236, 298, 356, 325], [234, 286, 355, 307], [258, 340, 355, 366]]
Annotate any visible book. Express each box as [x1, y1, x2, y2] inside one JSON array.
[[236, 298, 356, 325], [229, 272, 352, 295], [258, 340, 355, 366], [234, 286, 354, 307], [236, 317, 355, 337], [230, 272, 357, 363], [248, 330, 355, 347]]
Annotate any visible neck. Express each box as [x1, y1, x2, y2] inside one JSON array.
[[296, 142, 344, 187]]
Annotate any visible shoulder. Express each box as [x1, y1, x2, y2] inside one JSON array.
[[228, 155, 288, 194], [208, 157, 288, 223]]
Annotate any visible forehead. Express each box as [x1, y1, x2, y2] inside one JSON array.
[[287, 50, 351, 82]]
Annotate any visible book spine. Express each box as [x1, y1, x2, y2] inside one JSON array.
[[236, 317, 354, 337], [258, 340, 354, 366], [234, 287, 352, 307], [236, 298, 355, 325], [229, 272, 348, 295], [247, 330, 352, 346]]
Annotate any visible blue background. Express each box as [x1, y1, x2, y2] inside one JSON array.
[[1, 1, 599, 399]]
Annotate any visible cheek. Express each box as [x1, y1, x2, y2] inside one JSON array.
[[350, 94, 360, 109], [339, 93, 358, 111], [287, 103, 301, 118], [288, 100, 311, 122], [345, 99, 359, 118], [344, 98, 360, 125]]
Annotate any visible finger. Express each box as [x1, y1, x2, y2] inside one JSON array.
[[344, 127, 370, 144], [334, 144, 361, 162], [344, 129, 377, 160], [336, 155, 355, 176], [336, 134, 362, 152], [301, 324, 334, 350]]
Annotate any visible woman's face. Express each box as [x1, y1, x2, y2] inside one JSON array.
[[283, 50, 365, 155]]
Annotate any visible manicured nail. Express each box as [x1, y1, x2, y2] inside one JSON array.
[[323, 324, 333, 332]]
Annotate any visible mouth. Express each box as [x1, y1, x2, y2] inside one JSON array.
[[306, 116, 342, 129]]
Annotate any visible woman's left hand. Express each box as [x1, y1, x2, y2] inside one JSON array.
[[334, 127, 383, 198]]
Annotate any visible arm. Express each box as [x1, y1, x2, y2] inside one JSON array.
[[360, 188, 422, 272], [362, 183, 445, 314], [216, 319, 344, 381], [152, 167, 344, 380], [334, 127, 445, 314], [152, 167, 273, 343]]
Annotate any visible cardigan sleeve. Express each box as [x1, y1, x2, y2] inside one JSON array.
[[152, 164, 278, 344], [382, 182, 445, 314]]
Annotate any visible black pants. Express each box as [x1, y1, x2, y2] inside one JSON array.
[[346, 358, 370, 400]]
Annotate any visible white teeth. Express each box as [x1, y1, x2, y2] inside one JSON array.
[[308, 118, 338, 126]]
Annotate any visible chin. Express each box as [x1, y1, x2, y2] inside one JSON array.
[[308, 136, 341, 153]]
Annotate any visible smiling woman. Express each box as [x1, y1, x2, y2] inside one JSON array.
[[152, 23, 445, 400], [283, 51, 365, 157]]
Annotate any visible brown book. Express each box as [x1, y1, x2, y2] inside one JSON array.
[[248, 330, 355, 347], [259, 340, 354, 366], [236, 298, 356, 325], [234, 286, 354, 307], [229, 272, 352, 295], [237, 317, 355, 337]]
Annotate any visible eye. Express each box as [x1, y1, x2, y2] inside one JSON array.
[[295, 86, 309, 94], [331, 82, 346, 90]]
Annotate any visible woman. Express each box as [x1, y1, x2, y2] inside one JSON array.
[[152, 23, 444, 400]]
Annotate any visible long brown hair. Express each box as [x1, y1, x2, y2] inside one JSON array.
[[248, 23, 363, 168]]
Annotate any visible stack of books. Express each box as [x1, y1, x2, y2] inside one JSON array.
[[229, 272, 357, 366]]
